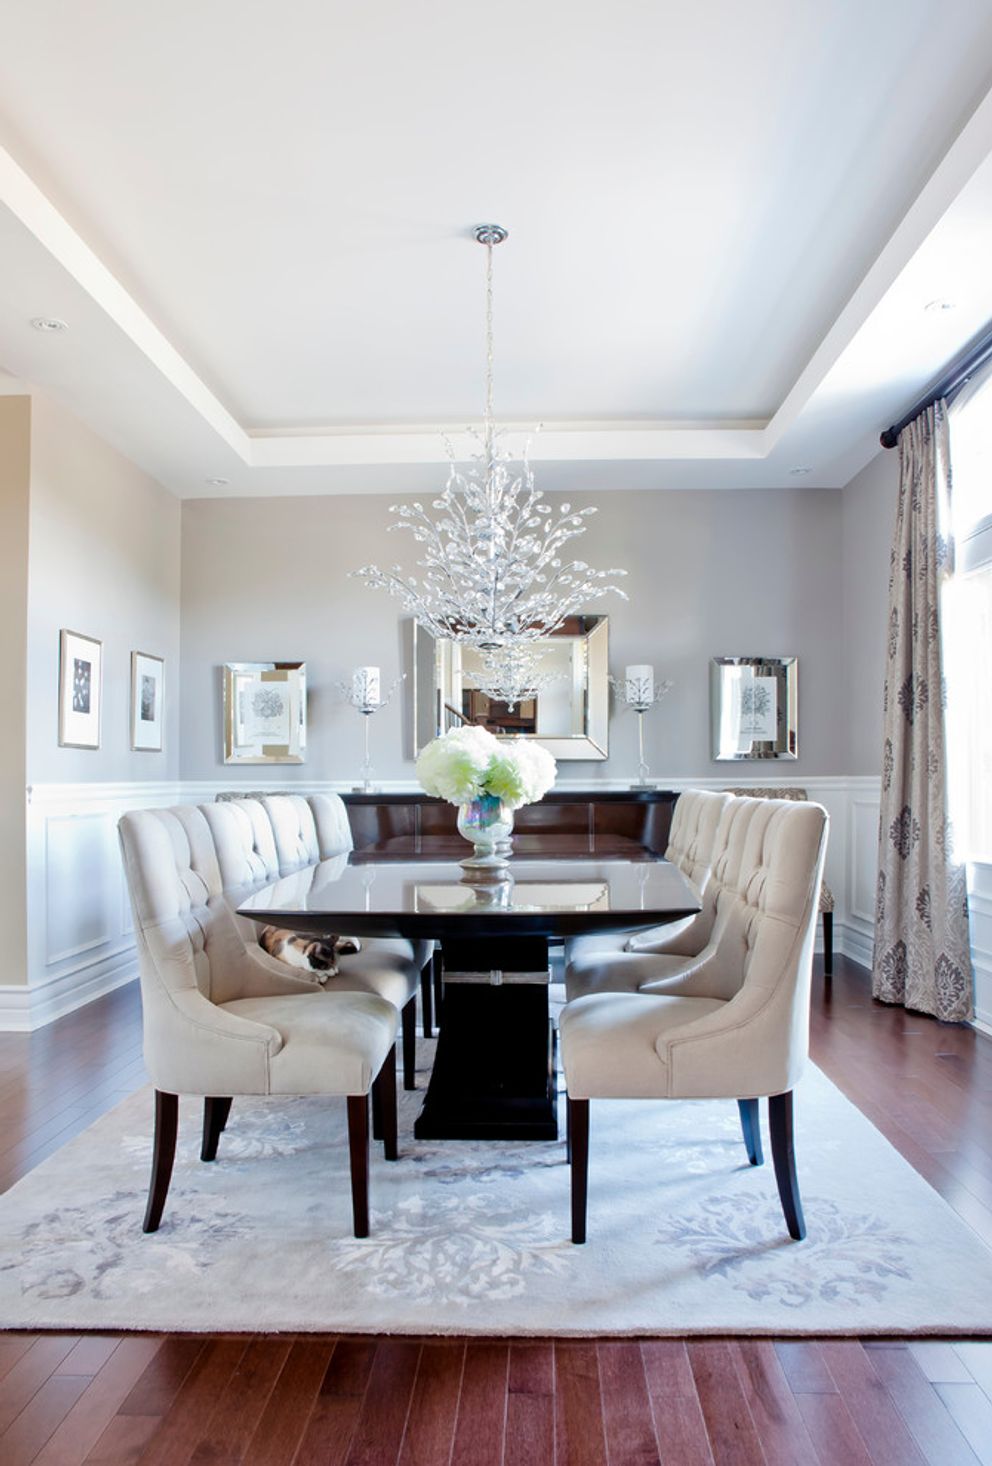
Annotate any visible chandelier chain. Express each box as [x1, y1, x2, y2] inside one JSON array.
[[485, 241, 495, 444]]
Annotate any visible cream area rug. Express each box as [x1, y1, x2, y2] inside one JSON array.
[[1, 1044, 991, 1336]]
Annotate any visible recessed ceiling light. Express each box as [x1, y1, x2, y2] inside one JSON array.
[[30, 317, 68, 332], [924, 299, 956, 313], [205, 476, 229, 486], [789, 466, 811, 476]]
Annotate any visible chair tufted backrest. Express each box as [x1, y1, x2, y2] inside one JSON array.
[[665, 789, 733, 892], [202, 798, 281, 887], [307, 793, 355, 858], [119, 805, 281, 1088], [627, 793, 762, 956], [723, 786, 834, 913], [654, 798, 828, 1097], [262, 794, 321, 870]]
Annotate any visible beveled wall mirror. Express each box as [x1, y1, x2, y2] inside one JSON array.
[[710, 656, 798, 760], [412, 615, 609, 760]]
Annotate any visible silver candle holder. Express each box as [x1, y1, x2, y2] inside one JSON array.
[[338, 666, 404, 792], [608, 666, 673, 788]]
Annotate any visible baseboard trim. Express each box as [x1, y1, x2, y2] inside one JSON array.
[[0, 961, 138, 1032]]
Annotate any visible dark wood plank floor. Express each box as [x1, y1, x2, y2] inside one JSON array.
[[1, 956, 991, 1464]]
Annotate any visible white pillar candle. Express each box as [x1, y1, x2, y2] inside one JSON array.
[[625, 664, 653, 704], [353, 666, 381, 706]]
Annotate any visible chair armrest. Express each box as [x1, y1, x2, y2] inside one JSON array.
[[143, 979, 284, 1096]]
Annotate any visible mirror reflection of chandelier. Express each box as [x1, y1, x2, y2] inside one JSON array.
[[465, 643, 564, 712], [354, 225, 627, 649]]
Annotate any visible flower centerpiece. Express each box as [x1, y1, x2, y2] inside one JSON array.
[[416, 726, 557, 867]]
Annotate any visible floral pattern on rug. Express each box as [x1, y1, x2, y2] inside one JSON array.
[[1, 1192, 250, 1301], [121, 1103, 315, 1167], [334, 1192, 570, 1304], [654, 1192, 913, 1308]]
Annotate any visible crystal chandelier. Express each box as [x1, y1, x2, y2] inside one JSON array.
[[353, 224, 627, 648], [465, 643, 564, 712]]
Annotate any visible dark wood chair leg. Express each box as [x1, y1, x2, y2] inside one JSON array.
[[565, 1086, 572, 1164], [346, 1094, 370, 1238], [372, 1045, 398, 1161], [768, 1091, 806, 1240], [433, 950, 443, 1026], [421, 961, 434, 1039], [822, 911, 833, 976], [144, 1090, 179, 1233], [568, 1097, 589, 1243], [401, 995, 417, 1091], [371, 1072, 383, 1141], [201, 1097, 233, 1161], [737, 1098, 763, 1166]]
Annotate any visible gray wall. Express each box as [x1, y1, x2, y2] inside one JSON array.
[[841, 448, 900, 775], [180, 486, 847, 782], [0, 397, 31, 983], [26, 391, 182, 782]]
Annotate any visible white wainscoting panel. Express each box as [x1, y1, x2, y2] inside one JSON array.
[[968, 861, 992, 1031], [4, 782, 180, 1032], [45, 812, 117, 964]]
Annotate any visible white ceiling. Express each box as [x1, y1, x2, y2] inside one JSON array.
[[2, 0, 992, 495]]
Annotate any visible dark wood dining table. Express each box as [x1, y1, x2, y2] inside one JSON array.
[[237, 837, 700, 1143]]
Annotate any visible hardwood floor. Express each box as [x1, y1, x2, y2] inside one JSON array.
[[1, 956, 991, 1464]]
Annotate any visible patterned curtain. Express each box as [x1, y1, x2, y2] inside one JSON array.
[[874, 402, 974, 1022]]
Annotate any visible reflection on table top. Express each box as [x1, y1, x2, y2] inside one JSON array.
[[236, 852, 700, 940]]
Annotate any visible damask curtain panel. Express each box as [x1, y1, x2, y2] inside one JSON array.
[[874, 402, 974, 1022]]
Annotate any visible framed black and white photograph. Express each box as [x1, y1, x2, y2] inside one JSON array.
[[58, 629, 103, 749], [131, 651, 164, 751]]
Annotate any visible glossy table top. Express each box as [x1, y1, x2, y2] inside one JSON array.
[[236, 851, 700, 940]]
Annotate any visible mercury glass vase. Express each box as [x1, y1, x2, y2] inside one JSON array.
[[456, 793, 514, 868]]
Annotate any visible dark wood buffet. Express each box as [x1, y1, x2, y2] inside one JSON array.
[[340, 788, 677, 859]]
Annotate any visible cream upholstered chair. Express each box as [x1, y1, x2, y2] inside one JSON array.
[[560, 798, 828, 1243], [564, 789, 733, 972], [119, 805, 400, 1239], [204, 793, 429, 1089], [724, 787, 835, 973], [565, 793, 766, 1003]]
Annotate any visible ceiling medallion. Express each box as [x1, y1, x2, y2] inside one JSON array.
[[353, 225, 627, 649]]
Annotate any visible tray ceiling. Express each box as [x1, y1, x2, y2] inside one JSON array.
[[2, 0, 992, 494]]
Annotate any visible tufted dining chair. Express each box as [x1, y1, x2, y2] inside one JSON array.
[[119, 805, 400, 1238], [723, 787, 835, 973], [203, 793, 432, 1089], [564, 789, 733, 974], [560, 798, 828, 1243], [565, 793, 763, 1003]]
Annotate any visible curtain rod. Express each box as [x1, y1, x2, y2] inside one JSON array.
[[880, 317, 992, 448]]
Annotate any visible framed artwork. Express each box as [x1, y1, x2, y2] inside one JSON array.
[[710, 656, 798, 760], [131, 651, 164, 751], [58, 629, 103, 749], [223, 662, 307, 764]]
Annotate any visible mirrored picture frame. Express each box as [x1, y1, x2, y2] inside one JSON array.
[[223, 662, 307, 764], [711, 656, 798, 760]]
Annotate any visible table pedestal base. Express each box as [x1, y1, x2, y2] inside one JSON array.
[[414, 938, 558, 1142]]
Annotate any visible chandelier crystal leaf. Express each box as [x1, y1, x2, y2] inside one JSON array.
[[353, 225, 627, 648]]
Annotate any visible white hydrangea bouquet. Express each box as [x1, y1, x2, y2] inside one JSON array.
[[416, 725, 556, 865]]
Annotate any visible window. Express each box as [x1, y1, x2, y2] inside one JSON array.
[[946, 370, 992, 862]]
